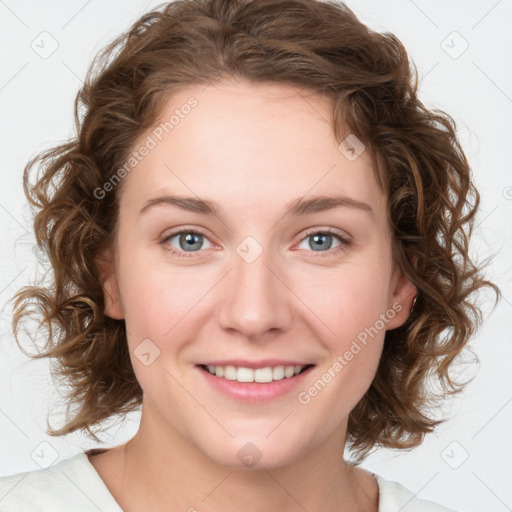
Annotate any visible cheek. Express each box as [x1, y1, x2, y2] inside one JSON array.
[[119, 277, 167, 334], [116, 255, 217, 369], [294, 260, 391, 423], [115, 243, 194, 330], [296, 256, 393, 343]]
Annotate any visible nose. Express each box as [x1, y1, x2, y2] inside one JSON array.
[[215, 243, 293, 340]]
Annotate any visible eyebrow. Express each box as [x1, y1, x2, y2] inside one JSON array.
[[139, 193, 374, 217]]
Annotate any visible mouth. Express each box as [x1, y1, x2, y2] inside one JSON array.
[[198, 363, 315, 383], [196, 362, 315, 401], [194, 358, 317, 401]]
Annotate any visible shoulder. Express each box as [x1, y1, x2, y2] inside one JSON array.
[[0, 451, 122, 512], [375, 473, 463, 512]]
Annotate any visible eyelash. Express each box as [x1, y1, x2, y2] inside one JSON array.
[[160, 227, 351, 259]]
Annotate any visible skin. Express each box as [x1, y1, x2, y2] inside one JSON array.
[[91, 78, 417, 512]]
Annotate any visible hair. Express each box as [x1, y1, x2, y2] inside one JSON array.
[[9, 0, 500, 462]]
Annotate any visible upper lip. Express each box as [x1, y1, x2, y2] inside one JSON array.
[[197, 359, 314, 369]]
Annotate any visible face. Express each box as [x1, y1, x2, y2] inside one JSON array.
[[101, 79, 416, 469]]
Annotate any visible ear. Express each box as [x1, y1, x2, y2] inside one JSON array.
[[95, 246, 125, 320], [385, 259, 417, 330]]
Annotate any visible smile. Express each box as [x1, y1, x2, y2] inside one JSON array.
[[195, 359, 316, 401], [200, 364, 313, 383]]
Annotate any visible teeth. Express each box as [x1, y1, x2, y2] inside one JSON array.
[[238, 367, 255, 382], [284, 366, 295, 378], [204, 364, 307, 383], [224, 365, 237, 380], [272, 366, 285, 380]]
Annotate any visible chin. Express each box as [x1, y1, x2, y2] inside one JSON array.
[[199, 433, 307, 471]]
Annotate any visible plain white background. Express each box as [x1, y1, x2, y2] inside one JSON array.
[[0, 0, 511, 510]]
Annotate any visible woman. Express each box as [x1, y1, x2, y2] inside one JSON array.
[[1, 0, 499, 510]]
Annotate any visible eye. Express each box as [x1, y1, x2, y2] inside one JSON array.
[[160, 227, 351, 258], [296, 228, 351, 257], [161, 229, 214, 258]]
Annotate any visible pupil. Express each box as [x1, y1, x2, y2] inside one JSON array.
[[311, 233, 332, 251], [181, 233, 202, 251]]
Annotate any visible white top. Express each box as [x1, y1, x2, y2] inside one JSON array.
[[0, 451, 460, 511]]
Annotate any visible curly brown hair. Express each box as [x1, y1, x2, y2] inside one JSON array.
[[9, 0, 500, 462]]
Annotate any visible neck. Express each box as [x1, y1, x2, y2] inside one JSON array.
[[108, 402, 378, 512]]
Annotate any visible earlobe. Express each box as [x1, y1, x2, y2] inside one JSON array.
[[95, 247, 125, 320], [385, 263, 417, 331]]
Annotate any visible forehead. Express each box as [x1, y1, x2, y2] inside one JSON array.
[[119, 79, 385, 219]]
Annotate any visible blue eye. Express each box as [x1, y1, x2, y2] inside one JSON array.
[[161, 229, 213, 257], [160, 228, 351, 258], [299, 231, 342, 252], [296, 228, 351, 258]]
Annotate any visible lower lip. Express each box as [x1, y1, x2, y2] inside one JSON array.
[[196, 365, 314, 402]]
